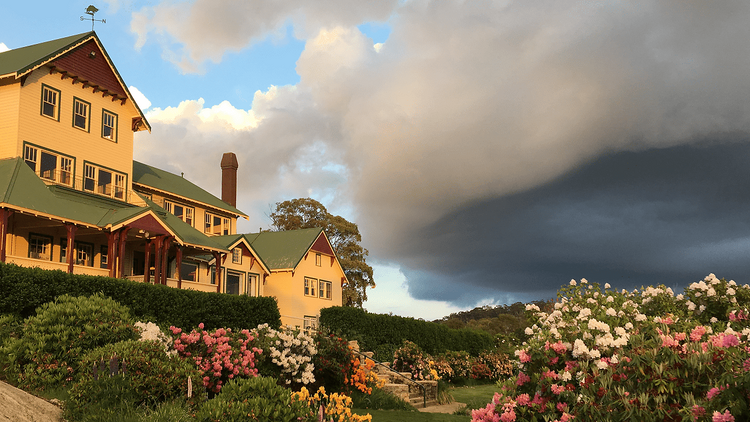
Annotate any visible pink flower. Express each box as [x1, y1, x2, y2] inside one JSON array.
[[693, 406, 706, 418], [516, 394, 530, 406], [518, 350, 531, 363], [713, 410, 735, 422], [499, 409, 516, 422], [722, 334, 739, 348], [707, 387, 721, 400], [550, 384, 565, 395], [198, 322, 204, 330], [691, 326, 707, 342], [560, 412, 574, 422], [556, 402, 568, 412], [516, 372, 531, 386]]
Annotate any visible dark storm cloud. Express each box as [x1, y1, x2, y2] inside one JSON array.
[[396, 140, 750, 306]]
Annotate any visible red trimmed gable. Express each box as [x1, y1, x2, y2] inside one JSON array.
[[50, 39, 127, 98], [310, 232, 335, 256], [127, 214, 170, 236]]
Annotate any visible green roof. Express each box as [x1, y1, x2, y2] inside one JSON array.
[[132, 161, 248, 218], [0, 32, 92, 77], [0, 157, 227, 253], [0, 32, 150, 132], [244, 228, 324, 270]]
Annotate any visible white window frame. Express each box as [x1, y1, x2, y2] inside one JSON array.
[[204, 212, 230, 235], [319, 280, 332, 300], [232, 247, 242, 264], [84, 163, 126, 200], [303, 315, 318, 333], [102, 109, 118, 142], [23, 145, 74, 187], [41, 85, 60, 120], [304, 277, 317, 297], [28, 234, 53, 261], [165, 200, 195, 227], [73, 97, 90, 131]]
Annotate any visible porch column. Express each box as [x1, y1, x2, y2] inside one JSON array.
[[65, 224, 77, 274], [212, 251, 223, 293], [106, 231, 119, 278], [143, 238, 152, 284], [0, 209, 12, 263], [153, 236, 164, 285], [160, 236, 172, 285], [117, 227, 130, 278], [176, 246, 183, 289]]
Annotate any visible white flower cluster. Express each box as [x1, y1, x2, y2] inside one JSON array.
[[256, 324, 316, 385], [135, 321, 175, 355]]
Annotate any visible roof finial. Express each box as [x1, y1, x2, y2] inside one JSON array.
[[80, 5, 106, 31]]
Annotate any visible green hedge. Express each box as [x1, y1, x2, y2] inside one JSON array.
[[319, 306, 494, 358], [0, 263, 281, 330]]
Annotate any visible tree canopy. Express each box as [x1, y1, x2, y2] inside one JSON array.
[[269, 198, 375, 307]]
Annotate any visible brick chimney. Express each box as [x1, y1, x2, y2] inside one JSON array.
[[221, 152, 238, 207]]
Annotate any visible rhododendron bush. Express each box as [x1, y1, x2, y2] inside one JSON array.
[[474, 275, 750, 422]]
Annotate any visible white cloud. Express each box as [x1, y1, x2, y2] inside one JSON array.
[[0, 43, 9, 53], [128, 86, 151, 110]]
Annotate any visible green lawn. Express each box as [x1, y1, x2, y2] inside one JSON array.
[[449, 383, 499, 410]]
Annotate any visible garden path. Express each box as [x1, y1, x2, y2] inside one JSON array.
[[418, 401, 466, 414], [0, 380, 63, 422]]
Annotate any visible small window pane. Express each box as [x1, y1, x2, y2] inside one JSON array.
[[97, 169, 112, 195]]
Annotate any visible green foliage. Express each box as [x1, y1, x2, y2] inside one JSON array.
[[66, 340, 205, 421], [1, 293, 138, 390], [320, 306, 494, 359], [350, 385, 417, 411], [269, 198, 375, 307], [0, 262, 281, 330], [312, 329, 355, 392], [195, 376, 310, 422]]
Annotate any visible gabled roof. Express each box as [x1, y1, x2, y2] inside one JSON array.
[[245, 227, 328, 271], [0, 32, 150, 131], [132, 161, 248, 219], [213, 234, 271, 274]]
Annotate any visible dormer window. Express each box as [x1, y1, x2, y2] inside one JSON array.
[[165, 200, 194, 227], [41, 85, 60, 120], [73, 98, 90, 131], [204, 212, 230, 235], [232, 247, 242, 264]]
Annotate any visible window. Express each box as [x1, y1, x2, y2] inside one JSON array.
[[60, 238, 67, 263], [303, 315, 318, 333], [304, 277, 317, 297], [73, 98, 90, 131], [28, 234, 53, 260], [41, 85, 60, 120], [319, 280, 332, 300], [180, 260, 198, 282], [75, 241, 94, 267], [226, 271, 242, 295], [246, 274, 258, 297], [315, 253, 322, 266], [84, 163, 126, 200], [232, 247, 242, 264], [24, 145, 73, 186], [204, 213, 230, 235], [101, 110, 117, 141], [100, 245, 108, 269], [165, 200, 194, 227]]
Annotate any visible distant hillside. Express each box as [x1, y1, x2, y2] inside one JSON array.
[[433, 301, 551, 338]]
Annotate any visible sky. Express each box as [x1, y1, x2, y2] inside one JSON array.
[[3, 1, 750, 321]]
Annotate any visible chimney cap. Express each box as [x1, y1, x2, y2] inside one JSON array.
[[221, 152, 238, 169]]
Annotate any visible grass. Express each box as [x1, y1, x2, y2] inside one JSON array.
[[448, 383, 500, 416]]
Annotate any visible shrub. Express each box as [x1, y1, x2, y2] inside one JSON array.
[[195, 376, 309, 422], [350, 385, 416, 411], [320, 306, 494, 359], [65, 340, 204, 421], [170, 324, 261, 394], [252, 324, 316, 388], [1, 293, 138, 390], [293, 386, 373, 421], [0, 262, 281, 330], [473, 275, 750, 422], [392, 340, 439, 381], [313, 330, 356, 392]]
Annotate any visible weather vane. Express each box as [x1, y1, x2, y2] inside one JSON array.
[[80, 5, 105, 31]]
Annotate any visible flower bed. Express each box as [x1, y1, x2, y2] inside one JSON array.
[[473, 275, 750, 422]]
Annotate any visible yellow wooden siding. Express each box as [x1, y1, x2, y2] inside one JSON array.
[[0, 80, 21, 159], [265, 252, 344, 328], [16, 67, 137, 187]]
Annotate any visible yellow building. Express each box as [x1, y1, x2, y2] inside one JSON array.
[[0, 32, 345, 328]]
